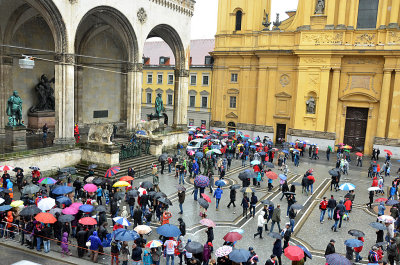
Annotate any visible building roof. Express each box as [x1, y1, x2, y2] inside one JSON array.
[[143, 39, 215, 66]]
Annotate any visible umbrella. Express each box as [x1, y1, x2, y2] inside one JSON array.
[[176, 185, 186, 192], [92, 178, 104, 186], [230, 228, 244, 234], [199, 219, 216, 227], [95, 205, 107, 212], [348, 229, 365, 237], [223, 232, 242, 242], [325, 253, 352, 265], [229, 249, 251, 263], [328, 169, 339, 177], [296, 245, 312, 259], [79, 204, 94, 213], [261, 199, 274, 205], [230, 184, 241, 190], [265, 162, 275, 168], [251, 160, 261, 165], [141, 181, 153, 189], [187, 150, 195, 156], [284, 245, 305, 261], [112, 229, 140, 241], [29, 166, 40, 170], [339, 183, 356, 191], [0, 165, 14, 171], [241, 187, 255, 193], [215, 180, 226, 187], [86, 176, 95, 183], [38, 177, 57, 185], [198, 198, 209, 209], [201, 194, 212, 203], [238, 170, 255, 180], [59, 167, 77, 175], [266, 171, 278, 180], [58, 214, 75, 223], [355, 152, 363, 157], [84, 184, 97, 192], [158, 197, 172, 206], [120, 176, 134, 182], [279, 174, 287, 180], [113, 216, 131, 226], [88, 164, 97, 169], [115, 192, 126, 200], [10, 200, 24, 208], [0, 205, 12, 212], [195, 152, 204, 159], [156, 224, 181, 237], [368, 187, 381, 192], [20, 206, 41, 216], [79, 217, 97, 226], [127, 190, 139, 197], [291, 182, 302, 186], [134, 225, 152, 235], [35, 212, 56, 224], [38, 198, 56, 211], [375, 198, 388, 203], [268, 232, 282, 239], [370, 222, 387, 230], [113, 181, 131, 188], [105, 166, 120, 178], [344, 239, 363, 248], [146, 240, 163, 248], [56, 196, 72, 206], [384, 149, 393, 156], [290, 204, 304, 210], [22, 184, 40, 195], [136, 130, 146, 135], [386, 200, 399, 206], [194, 175, 210, 188], [159, 154, 168, 162], [154, 192, 167, 199], [215, 246, 233, 257], [70, 202, 83, 209], [13, 167, 23, 172], [52, 185, 74, 195], [281, 149, 289, 154], [49, 208, 63, 215], [378, 215, 395, 223], [62, 207, 78, 215], [185, 241, 204, 254]]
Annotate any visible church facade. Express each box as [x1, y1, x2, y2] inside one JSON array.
[[211, 0, 400, 155]]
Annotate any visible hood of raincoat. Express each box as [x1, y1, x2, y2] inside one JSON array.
[[63, 232, 68, 238]]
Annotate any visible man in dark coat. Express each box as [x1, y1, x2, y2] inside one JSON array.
[[76, 226, 88, 258], [133, 206, 143, 228], [227, 188, 236, 208], [325, 239, 336, 256], [178, 218, 186, 236]]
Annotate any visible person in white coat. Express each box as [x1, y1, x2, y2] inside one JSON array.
[[253, 211, 266, 239]]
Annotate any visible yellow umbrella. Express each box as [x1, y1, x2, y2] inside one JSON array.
[[10, 200, 24, 207], [113, 181, 131, 188], [237, 143, 244, 147], [242, 187, 253, 193]]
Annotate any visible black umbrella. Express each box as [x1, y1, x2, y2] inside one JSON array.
[[22, 184, 40, 195], [177, 185, 186, 192], [290, 204, 304, 210], [238, 170, 255, 181], [88, 164, 98, 169], [154, 192, 167, 199], [127, 190, 139, 197], [329, 169, 339, 177], [159, 154, 168, 162], [185, 241, 203, 254], [60, 167, 77, 175], [114, 192, 126, 200], [268, 232, 282, 239], [375, 242, 387, 248], [147, 191, 157, 197], [95, 205, 107, 212], [230, 184, 241, 190], [13, 167, 23, 172], [20, 206, 41, 216], [198, 198, 209, 209], [291, 182, 302, 186], [265, 162, 275, 168], [158, 197, 172, 206], [348, 229, 365, 237], [141, 181, 153, 189], [92, 178, 104, 186], [58, 214, 75, 223], [261, 200, 274, 205]]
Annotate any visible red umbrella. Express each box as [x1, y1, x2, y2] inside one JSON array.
[[375, 198, 388, 203], [35, 212, 57, 224], [244, 134, 250, 137], [266, 171, 278, 180], [221, 134, 229, 137], [0, 165, 14, 171], [199, 218, 216, 227], [120, 176, 134, 182], [384, 149, 393, 156], [223, 232, 243, 242], [355, 152, 363, 157], [201, 194, 212, 203], [284, 245, 305, 261], [105, 166, 120, 178], [79, 217, 97, 226], [255, 142, 263, 146]]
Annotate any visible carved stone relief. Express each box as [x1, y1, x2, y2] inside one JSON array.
[[137, 8, 147, 24], [279, 74, 290, 87], [301, 32, 343, 45], [354, 34, 376, 45]]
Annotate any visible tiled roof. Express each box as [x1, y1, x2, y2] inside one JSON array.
[[143, 39, 215, 66]]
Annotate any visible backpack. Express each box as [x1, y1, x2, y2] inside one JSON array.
[[111, 240, 120, 253]]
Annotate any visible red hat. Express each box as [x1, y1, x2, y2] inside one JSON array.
[[208, 242, 213, 246]]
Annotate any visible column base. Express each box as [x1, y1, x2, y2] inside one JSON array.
[[54, 137, 76, 145], [325, 24, 335, 30], [378, 25, 387, 29], [347, 26, 354, 30], [172, 123, 187, 131], [336, 24, 346, 30], [296, 25, 311, 31], [388, 23, 399, 29]]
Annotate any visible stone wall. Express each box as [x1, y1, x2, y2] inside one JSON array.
[[144, 131, 187, 155]]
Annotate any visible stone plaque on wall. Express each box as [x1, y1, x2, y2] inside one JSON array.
[[93, 110, 109, 118]]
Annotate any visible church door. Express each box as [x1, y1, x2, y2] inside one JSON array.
[[276, 124, 286, 144], [343, 107, 368, 151]]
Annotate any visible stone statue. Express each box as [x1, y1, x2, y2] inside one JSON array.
[[315, 0, 325, 14], [136, 120, 161, 137], [306, 96, 316, 114], [262, 12, 271, 31], [273, 13, 281, 30], [30, 74, 55, 112], [7, 91, 23, 126], [155, 93, 165, 118], [88, 124, 113, 145]]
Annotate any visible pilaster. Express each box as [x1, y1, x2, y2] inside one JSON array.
[[347, 0, 357, 30], [336, 0, 347, 29], [389, 0, 400, 29], [0, 55, 13, 134], [255, 66, 268, 125], [327, 68, 341, 132], [378, 0, 389, 29], [325, 0, 336, 29], [376, 69, 392, 138], [388, 70, 400, 138]]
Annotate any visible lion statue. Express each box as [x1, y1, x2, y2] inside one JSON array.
[[88, 124, 113, 144], [136, 120, 160, 137]]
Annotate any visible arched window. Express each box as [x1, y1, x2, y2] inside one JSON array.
[[235, 10, 242, 31]]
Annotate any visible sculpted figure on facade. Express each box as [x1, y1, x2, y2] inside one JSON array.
[[315, 0, 325, 14], [306, 96, 316, 114], [30, 74, 55, 112], [155, 93, 165, 118], [7, 91, 23, 126]]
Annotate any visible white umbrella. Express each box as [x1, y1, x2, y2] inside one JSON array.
[[211, 149, 222, 154], [368, 187, 381, 191], [38, 198, 56, 211], [138, 187, 146, 196], [378, 215, 395, 224], [0, 198, 4, 204]]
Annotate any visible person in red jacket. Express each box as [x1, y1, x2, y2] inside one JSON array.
[[354, 236, 364, 262], [319, 197, 328, 224], [344, 198, 352, 220], [372, 176, 378, 187]]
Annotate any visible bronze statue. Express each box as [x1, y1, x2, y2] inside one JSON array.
[[7, 90, 23, 126], [30, 74, 55, 112], [155, 93, 165, 118]]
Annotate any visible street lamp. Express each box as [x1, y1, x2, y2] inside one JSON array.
[[19, 55, 34, 69]]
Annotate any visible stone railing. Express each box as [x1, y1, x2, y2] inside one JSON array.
[[149, 0, 195, 16]]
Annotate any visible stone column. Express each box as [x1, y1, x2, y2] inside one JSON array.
[[347, 0, 357, 29], [54, 54, 75, 144], [0, 55, 13, 133], [173, 69, 189, 129], [388, 70, 400, 138], [379, 0, 389, 29], [336, 0, 347, 29], [389, 0, 400, 29], [325, 0, 336, 29], [327, 68, 341, 132], [74, 66, 83, 123], [126, 63, 143, 132], [376, 69, 392, 138]]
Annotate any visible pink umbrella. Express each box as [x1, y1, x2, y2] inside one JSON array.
[[84, 184, 97, 193], [200, 218, 216, 227], [70, 202, 83, 209], [62, 207, 78, 215]]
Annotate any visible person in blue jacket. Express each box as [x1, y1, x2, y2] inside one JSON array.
[[87, 231, 102, 263], [213, 187, 223, 210]]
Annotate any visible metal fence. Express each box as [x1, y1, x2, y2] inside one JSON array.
[[118, 138, 150, 161]]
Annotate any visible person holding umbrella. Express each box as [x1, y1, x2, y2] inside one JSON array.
[[272, 239, 283, 265], [227, 187, 236, 208], [241, 194, 250, 219]]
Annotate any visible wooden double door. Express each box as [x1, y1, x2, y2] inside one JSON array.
[[343, 107, 368, 151]]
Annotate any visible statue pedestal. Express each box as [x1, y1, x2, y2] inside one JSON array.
[[28, 111, 55, 131], [5, 126, 27, 152]]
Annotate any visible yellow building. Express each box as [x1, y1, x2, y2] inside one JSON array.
[[141, 39, 214, 128], [211, 0, 400, 155]]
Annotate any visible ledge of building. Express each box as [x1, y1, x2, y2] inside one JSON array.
[[287, 128, 336, 140], [374, 137, 400, 147]]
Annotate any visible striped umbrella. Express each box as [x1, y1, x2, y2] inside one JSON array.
[[39, 177, 57, 185], [113, 216, 131, 226], [194, 175, 210, 188], [105, 166, 120, 178], [339, 183, 356, 191], [145, 240, 163, 248], [0, 165, 14, 171]]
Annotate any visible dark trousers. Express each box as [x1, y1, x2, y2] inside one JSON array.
[[250, 205, 256, 217], [254, 226, 263, 238], [242, 208, 248, 218], [227, 200, 236, 207]]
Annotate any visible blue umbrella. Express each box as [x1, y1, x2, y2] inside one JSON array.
[[229, 249, 251, 263], [79, 204, 94, 213], [259, 151, 266, 156], [229, 130, 236, 133], [289, 142, 295, 145], [386, 200, 399, 206], [282, 149, 289, 154], [194, 175, 210, 188], [325, 253, 352, 265], [215, 180, 226, 187], [0, 205, 12, 212], [250, 145, 257, 149], [112, 229, 139, 241], [56, 196, 72, 206], [156, 224, 181, 237], [251, 160, 261, 165], [136, 130, 146, 135], [188, 131, 194, 135], [52, 186, 74, 195], [344, 239, 363, 248], [279, 174, 287, 180], [195, 152, 204, 158], [297, 245, 312, 259]]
